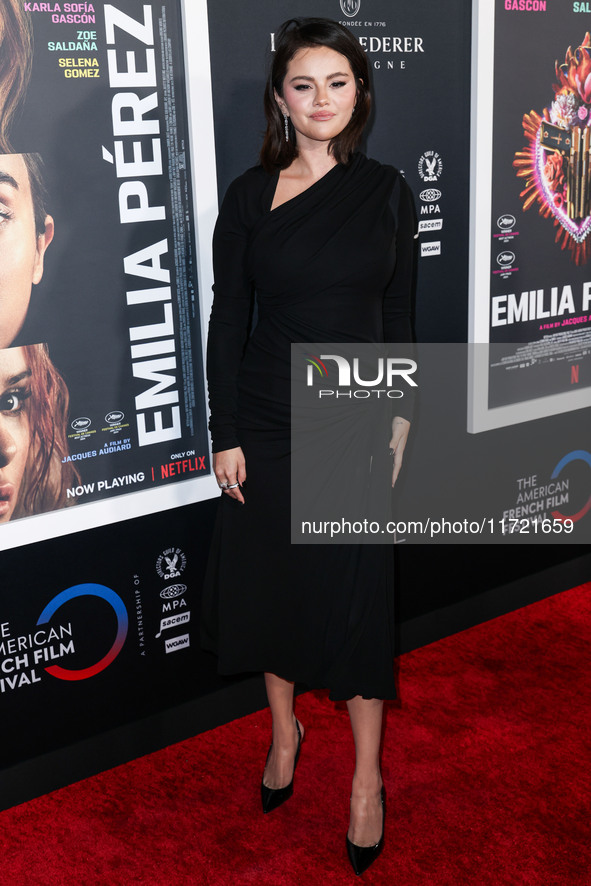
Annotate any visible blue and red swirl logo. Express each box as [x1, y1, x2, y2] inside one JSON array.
[[37, 584, 128, 681], [551, 450, 591, 523]]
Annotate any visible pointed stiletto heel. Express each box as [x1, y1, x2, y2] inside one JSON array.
[[346, 786, 385, 876], [261, 718, 302, 814]]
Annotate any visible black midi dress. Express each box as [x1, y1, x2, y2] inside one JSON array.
[[200, 152, 415, 701]]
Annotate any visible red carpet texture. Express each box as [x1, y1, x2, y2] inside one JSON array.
[[0, 583, 589, 886]]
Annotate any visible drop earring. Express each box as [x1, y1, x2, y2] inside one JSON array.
[[284, 113, 289, 142]]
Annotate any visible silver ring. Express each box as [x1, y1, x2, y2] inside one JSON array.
[[226, 482, 240, 489], [219, 481, 229, 489]]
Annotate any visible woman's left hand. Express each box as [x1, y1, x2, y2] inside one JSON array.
[[389, 417, 410, 488]]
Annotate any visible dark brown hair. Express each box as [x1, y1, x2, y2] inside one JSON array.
[[13, 344, 79, 518], [0, 0, 33, 153], [22, 152, 49, 236], [260, 18, 371, 172]]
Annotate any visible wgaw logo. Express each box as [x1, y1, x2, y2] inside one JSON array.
[[340, 0, 361, 16], [421, 241, 441, 257], [305, 354, 417, 399]]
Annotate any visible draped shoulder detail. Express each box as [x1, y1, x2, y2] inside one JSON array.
[[207, 154, 416, 450]]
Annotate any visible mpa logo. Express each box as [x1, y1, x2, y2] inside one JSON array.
[[160, 583, 187, 600], [105, 410, 124, 424], [156, 547, 187, 580], [339, 0, 361, 16], [496, 251, 515, 268], [418, 151, 443, 182], [419, 188, 441, 202], [71, 417, 91, 431], [497, 214, 516, 231]]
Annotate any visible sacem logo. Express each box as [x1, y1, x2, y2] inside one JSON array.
[[160, 583, 187, 600], [340, 0, 361, 16], [418, 219, 443, 233], [496, 251, 515, 267], [105, 410, 124, 424], [419, 188, 441, 202], [71, 417, 91, 431], [497, 214, 516, 231]]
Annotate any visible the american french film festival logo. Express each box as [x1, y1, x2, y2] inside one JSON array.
[[305, 354, 417, 399]]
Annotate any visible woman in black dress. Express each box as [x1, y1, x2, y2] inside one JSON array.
[[201, 18, 415, 876]]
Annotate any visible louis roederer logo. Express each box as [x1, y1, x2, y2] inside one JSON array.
[[340, 0, 361, 17], [305, 354, 417, 399]]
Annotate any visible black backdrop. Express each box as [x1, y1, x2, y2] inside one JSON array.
[[0, 0, 589, 809]]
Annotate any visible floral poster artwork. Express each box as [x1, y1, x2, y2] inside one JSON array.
[[514, 32, 591, 266]]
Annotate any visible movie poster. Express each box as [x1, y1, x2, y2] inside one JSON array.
[[0, 1, 212, 545], [470, 0, 591, 430]]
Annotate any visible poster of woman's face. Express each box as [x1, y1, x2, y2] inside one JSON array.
[[0, 343, 77, 522], [0, 345, 31, 521], [0, 153, 54, 348]]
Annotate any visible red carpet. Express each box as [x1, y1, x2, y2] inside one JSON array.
[[1, 583, 590, 885]]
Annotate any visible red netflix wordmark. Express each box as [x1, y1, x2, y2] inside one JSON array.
[[571, 364, 579, 384], [160, 456, 206, 479]]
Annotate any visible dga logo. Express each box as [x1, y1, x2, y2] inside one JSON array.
[[36, 584, 128, 681], [160, 583, 187, 600], [551, 450, 591, 522], [419, 188, 441, 203], [156, 547, 187, 580], [340, 0, 361, 16], [496, 251, 515, 268], [105, 410, 124, 424], [418, 151, 443, 182], [497, 214, 516, 231], [71, 417, 91, 431]]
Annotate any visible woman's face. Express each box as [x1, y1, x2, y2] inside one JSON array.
[[0, 154, 54, 348], [275, 46, 357, 152], [0, 346, 31, 522]]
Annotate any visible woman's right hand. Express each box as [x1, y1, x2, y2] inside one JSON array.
[[213, 447, 246, 503]]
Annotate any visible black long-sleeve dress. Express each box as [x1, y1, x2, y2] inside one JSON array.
[[200, 152, 415, 701]]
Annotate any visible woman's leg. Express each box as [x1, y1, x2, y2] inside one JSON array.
[[262, 672, 304, 789], [346, 696, 384, 846]]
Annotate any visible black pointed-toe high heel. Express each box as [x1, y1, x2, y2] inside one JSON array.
[[346, 786, 385, 876], [261, 718, 302, 814]]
